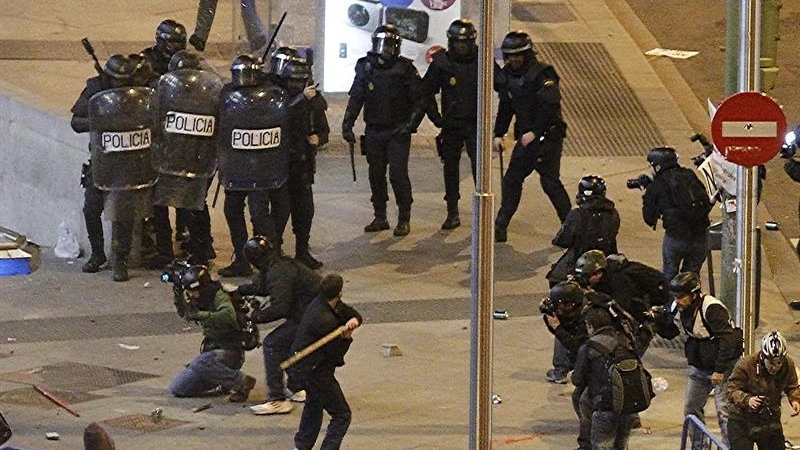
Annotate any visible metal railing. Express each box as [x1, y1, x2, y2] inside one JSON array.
[[680, 414, 728, 450]]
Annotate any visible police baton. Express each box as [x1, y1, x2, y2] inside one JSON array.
[[499, 150, 505, 176], [261, 11, 287, 63], [280, 325, 347, 370], [349, 141, 357, 182], [211, 174, 222, 208], [81, 37, 104, 76]]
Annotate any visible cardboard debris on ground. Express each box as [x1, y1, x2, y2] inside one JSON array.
[[645, 48, 699, 59]]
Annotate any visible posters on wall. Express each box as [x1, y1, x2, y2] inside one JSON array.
[[322, 0, 462, 92]]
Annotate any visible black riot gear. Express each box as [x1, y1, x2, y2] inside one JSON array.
[[576, 175, 607, 204], [230, 54, 263, 87], [446, 19, 477, 60], [243, 235, 279, 271], [270, 46, 299, 78], [501, 30, 533, 55], [279, 57, 312, 96], [647, 146, 679, 173], [103, 54, 135, 83], [668, 271, 701, 295], [168, 50, 203, 71], [128, 53, 155, 87], [156, 19, 188, 55], [371, 24, 402, 60]]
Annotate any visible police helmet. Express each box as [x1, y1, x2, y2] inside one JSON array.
[[647, 146, 679, 172], [574, 250, 607, 279], [576, 175, 606, 203], [279, 57, 311, 81], [761, 331, 788, 358], [181, 265, 212, 290], [501, 31, 533, 55], [549, 281, 584, 307], [230, 54, 263, 87], [168, 50, 202, 71], [128, 53, 155, 86], [668, 271, 701, 295], [270, 46, 299, 78], [371, 24, 402, 60], [156, 19, 188, 46], [103, 54, 135, 82], [242, 235, 278, 270], [447, 19, 477, 41]]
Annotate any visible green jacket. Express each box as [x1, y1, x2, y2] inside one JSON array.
[[175, 286, 241, 351]]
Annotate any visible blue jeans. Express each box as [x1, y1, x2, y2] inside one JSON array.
[[552, 337, 575, 377], [662, 233, 706, 282], [591, 410, 634, 450], [684, 366, 729, 447], [294, 365, 351, 450], [169, 349, 245, 397]]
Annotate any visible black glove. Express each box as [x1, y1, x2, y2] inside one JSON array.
[[342, 126, 356, 144]]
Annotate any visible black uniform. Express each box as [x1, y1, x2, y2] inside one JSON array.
[[237, 256, 320, 402], [422, 47, 478, 218], [343, 52, 424, 228], [494, 56, 571, 230]]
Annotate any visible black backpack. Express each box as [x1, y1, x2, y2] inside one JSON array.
[[607, 254, 670, 307], [230, 293, 261, 351], [576, 207, 617, 257], [666, 167, 712, 223], [589, 338, 655, 414]]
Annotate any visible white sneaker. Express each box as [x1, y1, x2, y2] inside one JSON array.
[[250, 400, 293, 415], [290, 390, 306, 403]]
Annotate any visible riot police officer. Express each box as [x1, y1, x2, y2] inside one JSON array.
[[141, 19, 188, 78], [217, 54, 291, 277], [70, 55, 139, 275], [493, 31, 570, 243], [422, 19, 479, 230], [342, 24, 425, 237], [273, 54, 327, 269]]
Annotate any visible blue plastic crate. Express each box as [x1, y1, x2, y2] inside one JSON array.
[[0, 249, 31, 276]]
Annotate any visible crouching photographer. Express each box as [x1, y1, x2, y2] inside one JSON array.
[[541, 281, 587, 384], [165, 262, 256, 402]]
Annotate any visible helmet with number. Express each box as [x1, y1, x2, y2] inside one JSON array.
[[181, 265, 212, 290], [242, 235, 279, 271], [549, 281, 584, 307], [168, 50, 202, 71], [647, 146, 679, 173], [761, 331, 788, 358], [230, 54, 263, 87], [501, 30, 533, 55], [447, 19, 477, 59], [668, 271, 701, 295], [574, 249, 607, 282], [371, 24, 402, 60], [269, 46, 299, 78], [576, 175, 607, 204], [155, 19, 187, 55]]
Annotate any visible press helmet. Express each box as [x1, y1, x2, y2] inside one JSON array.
[[549, 281, 584, 307], [575, 249, 608, 280], [761, 331, 788, 358], [270, 46, 299, 78], [371, 24, 402, 60], [647, 146, 679, 173], [576, 175, 607, 203], [168, 50, 202, 71], [668, 271, 701, 296], [181, 265, 212, 291], [230, 54, 263, 87], [500, 31, 533, 55], [242, 235, 278, 270]]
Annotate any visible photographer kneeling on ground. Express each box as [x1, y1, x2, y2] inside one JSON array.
[[168, 264, 256, 402]]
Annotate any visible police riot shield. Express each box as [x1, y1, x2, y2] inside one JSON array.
[[217, 84, 289, 190], [152, 69, 222, 209], [89, 86, 157, 190]]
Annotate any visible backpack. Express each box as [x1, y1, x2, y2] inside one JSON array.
[[589, 338, 655, 414], [230, 293, 261, 351], [607, 254, 670, 307], [666, 167, 712, 223], [576, 207, 617, 257]]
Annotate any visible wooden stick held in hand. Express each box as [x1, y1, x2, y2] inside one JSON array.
[[280, 325, 347, 370]]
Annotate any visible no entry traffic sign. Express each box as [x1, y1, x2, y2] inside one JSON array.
[[710, 92, 787, 168]]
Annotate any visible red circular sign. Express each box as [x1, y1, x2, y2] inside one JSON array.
[[710, 92, 787, 167]]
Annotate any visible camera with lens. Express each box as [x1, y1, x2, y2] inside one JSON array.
[[626, 173, 652, 190], [539, 296, 557, 316], [781, 129, 798, 159], [689, 132, 715, 167], [161, 260, 191, 284]]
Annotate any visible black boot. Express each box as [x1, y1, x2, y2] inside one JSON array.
[[218, 259, 253, 277], [295, 240, 322, 270], [82, 236, 107, 273], [364, 217, 390, 233], [441, 208, 461, 230], [112, 260, 129, 282]]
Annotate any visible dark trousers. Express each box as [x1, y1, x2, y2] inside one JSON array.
[[288, 159, 315, 252], [727, 418, 784, 450], [496, 138, 571, 228], [224, 186, 290, 260], [111, 220, 133, 263], [439, 125, 477, 209], [83, 183, 105, 258], [151, 205, 176, 258], [294, 365, 352, 450], [263, 320, 298, 401], [364, 127, 413, 221]]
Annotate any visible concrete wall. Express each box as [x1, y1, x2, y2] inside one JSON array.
[[0, 95, 89, 250]]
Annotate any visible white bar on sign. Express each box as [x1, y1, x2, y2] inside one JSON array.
[[721, 121, 777, 138]]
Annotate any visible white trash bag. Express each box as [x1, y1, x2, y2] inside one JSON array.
[[54, 221, 80, 258]]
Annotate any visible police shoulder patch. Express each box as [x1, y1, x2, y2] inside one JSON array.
[[543, 79, 556, 88]]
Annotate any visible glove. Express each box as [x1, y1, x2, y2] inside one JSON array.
[[342, 127, 356, 144], [493, 137, 505, 153], [303, 84, 317, 100]]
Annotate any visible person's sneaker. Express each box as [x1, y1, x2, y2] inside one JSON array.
[[393, 221, 410, 237], [364, 217, 390, 233], [249, 399, 293, 415], [441, 212, 461, 230], [112, 262, 129, 282], [218, 261, 253, 278], [81, 254, 107, 273], [295, 252, 323, 270], [494, 226, 507, 243], [229, 375, 256, 402], [189, 34, 206, 52], [545, 368, 568, 384], [289, 390, 306, 403]]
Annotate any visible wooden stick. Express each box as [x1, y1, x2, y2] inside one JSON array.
[[32, 385, 80, 417], [280, 326, 347, 370]]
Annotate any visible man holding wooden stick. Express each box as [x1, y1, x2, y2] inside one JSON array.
[[287, 273, 362, 450]]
